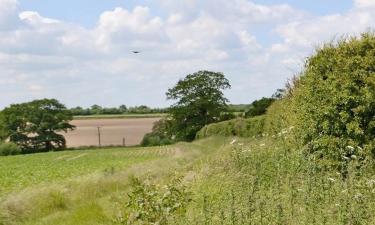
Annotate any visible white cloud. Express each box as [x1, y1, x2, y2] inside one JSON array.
[[0, 0, 375, 108], [0, 0, 19, 30], [354, 0, 375, 8]]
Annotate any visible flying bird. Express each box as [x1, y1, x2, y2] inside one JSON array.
[[132, 51, 140, 54]]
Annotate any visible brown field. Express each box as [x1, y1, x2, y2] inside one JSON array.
[[62, 118, 161, 147]]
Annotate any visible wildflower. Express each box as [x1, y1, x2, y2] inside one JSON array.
[[238, 143, 244, 146], [346, 146, 355, 151], [350, 155, 357, 160], [230, 139, 237, 145], [259, 143, 265, 147], [328, 177, 336, 182]]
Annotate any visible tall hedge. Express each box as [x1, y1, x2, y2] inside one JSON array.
[[196, 116, 265, 139], [293, 33, 375, 162]]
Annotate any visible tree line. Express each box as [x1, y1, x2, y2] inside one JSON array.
[[0, 70, 279, 155], [70, 105, 169, 115]]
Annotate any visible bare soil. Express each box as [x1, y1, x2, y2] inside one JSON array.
[[62, 118, 161, 147]]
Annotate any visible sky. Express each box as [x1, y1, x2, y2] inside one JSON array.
[[0, 0, 374, 108]]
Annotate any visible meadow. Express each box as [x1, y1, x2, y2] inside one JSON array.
[[2, 135, 375, 224]]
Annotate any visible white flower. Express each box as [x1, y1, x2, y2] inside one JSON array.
[[350, 155, 357, 160], [230, 139, 237, 145], [260, 143, 265, 147], [328, 177, 336, 182], [346, 146, 355, 151]]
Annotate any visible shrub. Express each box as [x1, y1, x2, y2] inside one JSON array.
[[117, 177, 192, 224], [196, 116, 265, 139], [141, 119, 174, 146], [245, 97, 275, 118], [0, 142, 21, 156], [293, 33, 375, 163]]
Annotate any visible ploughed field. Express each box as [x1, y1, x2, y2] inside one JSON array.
[[62, 118, 161, 147]]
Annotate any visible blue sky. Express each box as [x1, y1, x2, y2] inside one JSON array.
[[0, 0, 374, 108], [18, 0, 354, 28]]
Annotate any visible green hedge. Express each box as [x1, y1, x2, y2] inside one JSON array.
[[0, 142, 21, 156], [196, 116, 265, 139], [292, 33, 375, 162]]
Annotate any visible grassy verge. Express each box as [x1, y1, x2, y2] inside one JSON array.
[[73, 113, 167, 120], [2, 136, 375, 224]]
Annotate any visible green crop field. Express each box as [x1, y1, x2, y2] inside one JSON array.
[[0, 146, 176, 197], [1, 136, 375, 224]]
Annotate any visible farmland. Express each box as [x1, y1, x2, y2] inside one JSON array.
[[62, 118, 161, 147], [0, 138, 221, 225], [0, 145, 174, 197], [2, 136, 375, 224]]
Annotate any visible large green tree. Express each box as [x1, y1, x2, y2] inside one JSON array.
[[0, 99, 75, 153], [166, 70, 231, 141]]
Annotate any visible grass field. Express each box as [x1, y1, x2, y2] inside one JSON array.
[[2, 136, 375, 224], [0, 146, 175, 197]]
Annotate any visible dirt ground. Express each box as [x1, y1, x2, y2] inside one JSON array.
[[62, 118, 161, 147]]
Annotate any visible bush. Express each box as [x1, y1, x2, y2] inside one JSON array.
[[0, 142, 21, 156], [141, 119, 175, 146], [117, 177, 191, 224], [196, 116, 265, 139], [293, 33, 375, 163], [245, 97, 275, 118]]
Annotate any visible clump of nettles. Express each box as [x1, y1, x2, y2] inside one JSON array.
[[293, 32, 375, 167], [117, 176, 192, 225]]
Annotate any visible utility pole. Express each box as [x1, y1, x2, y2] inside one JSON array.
[[97, 126, 101, 148]]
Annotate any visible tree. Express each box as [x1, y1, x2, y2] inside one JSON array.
[[166, 70, 231, 141], [0, 99, 75, 153], [245, 97, 275, 118]]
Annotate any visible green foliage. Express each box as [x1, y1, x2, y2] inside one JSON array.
[[118, 177, 192, 225], [293, 33, 375, 163], [184, 136, 375, 224], [245, 97, 275, 118], [0, 142, 21, 156], [141, 119, 175, 146], [196, 116, 265, 139], [70, 105, 168, 116], [0, 99, 75, 153], [167, 70, 231, 141]]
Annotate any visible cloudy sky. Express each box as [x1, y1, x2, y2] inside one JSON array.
[[0, 0, 374, 108]]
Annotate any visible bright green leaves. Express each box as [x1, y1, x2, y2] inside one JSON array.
[[166, 71, 231, 141]]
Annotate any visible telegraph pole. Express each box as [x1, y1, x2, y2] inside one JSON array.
[[97, 126, 101, 148]]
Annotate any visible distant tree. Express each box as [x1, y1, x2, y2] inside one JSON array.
[[0, 99, 75, 153], [245, 97, 275, 118], [90, 104, 103, 114], [119, 105, 128, 113], [166, 70, 231, 141]]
